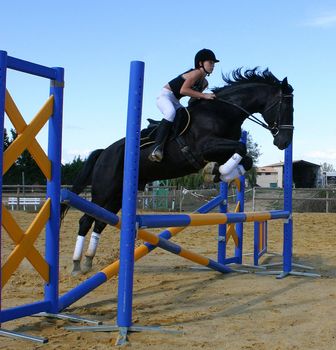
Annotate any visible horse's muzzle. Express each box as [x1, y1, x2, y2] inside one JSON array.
[[273, 130, 293, 150]]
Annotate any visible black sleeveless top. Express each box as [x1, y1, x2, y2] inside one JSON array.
[[168, 69, 206, 100]]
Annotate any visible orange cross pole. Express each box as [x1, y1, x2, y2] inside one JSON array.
[[225, 201, 240, 246], [3, 92, 53, 176], [1, 199, 51, 287], [234, 178, 241, 192], [1, 204, 49, 286], [4, 90, 51, 179]]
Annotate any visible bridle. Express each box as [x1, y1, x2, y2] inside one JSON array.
[[216, 91, 294, 136]]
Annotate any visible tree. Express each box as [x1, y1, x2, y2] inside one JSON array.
[[3, 128, 86, 186], [61, 156, 85, 185], [245, 131, 261, 187], [3, 128, 10, 150], [321, 162, 335, 172], [2, 128, 23, 185], [2, 129, 45, 185]]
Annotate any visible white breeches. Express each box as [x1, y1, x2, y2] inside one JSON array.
[[156, 88, 183, 122]]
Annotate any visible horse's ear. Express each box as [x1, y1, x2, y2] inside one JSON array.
[[282, 77, 288, 89]]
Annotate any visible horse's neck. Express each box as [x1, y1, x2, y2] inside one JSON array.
[[218, 84, 278, 115]]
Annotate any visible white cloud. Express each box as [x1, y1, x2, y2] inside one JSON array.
[[304, 150, 336, 164], [62, 148, 91, 164], [304, 13, 336, 28]]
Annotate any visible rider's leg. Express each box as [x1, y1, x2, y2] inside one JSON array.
[[149, 88, 182, 162], [148, 118, 173, 162]]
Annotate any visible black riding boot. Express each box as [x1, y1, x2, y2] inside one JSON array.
[[148, 119, 173, 162]]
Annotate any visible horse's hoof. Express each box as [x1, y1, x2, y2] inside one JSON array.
[[82, 256, 93, 274], [203, 174, 216, 183], [71, 260, 82, 276], [202, 162, 218, 176]]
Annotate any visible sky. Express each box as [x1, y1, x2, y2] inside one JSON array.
[[1, 0, 336, 168]]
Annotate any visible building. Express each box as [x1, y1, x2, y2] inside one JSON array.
[[322, 172, 336, 187], [256, 163, 283, 188], [256, 160, 321, 188]]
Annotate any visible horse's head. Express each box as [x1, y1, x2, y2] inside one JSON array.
[[212, 68, 294, 150], [262, 78, 294, 150]]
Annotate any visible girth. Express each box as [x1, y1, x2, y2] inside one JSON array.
[[174, 136, 206, 171]]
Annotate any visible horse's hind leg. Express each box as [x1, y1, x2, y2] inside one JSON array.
[[82, 196, 122, 274], [81, 220, 107, 274], [72, 214, 95, 275], [202, 162, 220, 183]]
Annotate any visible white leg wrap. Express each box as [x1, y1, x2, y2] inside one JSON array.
[[219, 153, 243, 175], [85, 231, 101, 257], [220, 165, 246, 182], [73, 235, 85, 261]]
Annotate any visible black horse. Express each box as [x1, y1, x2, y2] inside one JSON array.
[[63, 68, 294, 274]]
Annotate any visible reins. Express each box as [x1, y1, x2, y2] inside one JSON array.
[[215, 93, 294, 136], [215, 97, 270, 130]]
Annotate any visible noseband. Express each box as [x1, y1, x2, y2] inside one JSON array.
[[263, 92, 294, 136], [216, 92, 294, 136]]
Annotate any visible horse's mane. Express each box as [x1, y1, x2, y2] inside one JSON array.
[[212, 67, 283, 93]]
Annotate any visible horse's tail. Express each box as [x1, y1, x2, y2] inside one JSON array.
[[71, 149, 104, 194], [61, 149, 104, 221]]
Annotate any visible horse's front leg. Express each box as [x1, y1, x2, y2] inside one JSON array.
[[201, 138, 252, 182], [201, 137, 246, 163]]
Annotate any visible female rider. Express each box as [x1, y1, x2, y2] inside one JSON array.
[[148, 48, 219, 162]]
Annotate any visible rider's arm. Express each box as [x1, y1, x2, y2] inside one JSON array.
[[180, 70, 215, 100], [202, 79, 209, 91]]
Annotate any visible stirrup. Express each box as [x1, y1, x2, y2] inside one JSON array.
[[148, 147, 163, 162]]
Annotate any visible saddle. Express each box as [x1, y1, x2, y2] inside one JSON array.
[[140, 107, 191, 149], [140, 106, 205, 170]]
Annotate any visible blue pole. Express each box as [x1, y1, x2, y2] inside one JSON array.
[[117, 61, 144, 328], [7, 55, 57, 79], [283, 142, 293, 273], [61, 189, 120, 226], [235, 130, 247, 264], [254, 221, 260, 266], [45, 67, 64, 313], [0, 50, 8, 317], [217, 182, 228, 264]]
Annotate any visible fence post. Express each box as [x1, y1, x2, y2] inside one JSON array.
[[282, 142, 293, 275], [0, 50, 8, 317], [117, 61, 144, 340], [45, 67, 64, 313], [252, 187, 256, 211]]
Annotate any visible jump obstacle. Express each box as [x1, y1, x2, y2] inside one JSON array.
[[0, 54, 319, 346]]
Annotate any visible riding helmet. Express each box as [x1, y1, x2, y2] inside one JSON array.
[[194, 49, 219, 68]]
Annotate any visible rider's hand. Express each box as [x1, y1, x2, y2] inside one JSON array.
[[202, 93, 216, 100]]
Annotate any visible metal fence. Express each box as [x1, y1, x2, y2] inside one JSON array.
[[2, 185, 336, 213], [252, 187, 336, 213]]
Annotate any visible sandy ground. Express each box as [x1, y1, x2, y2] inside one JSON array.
[[0, 210, 335, 349]]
